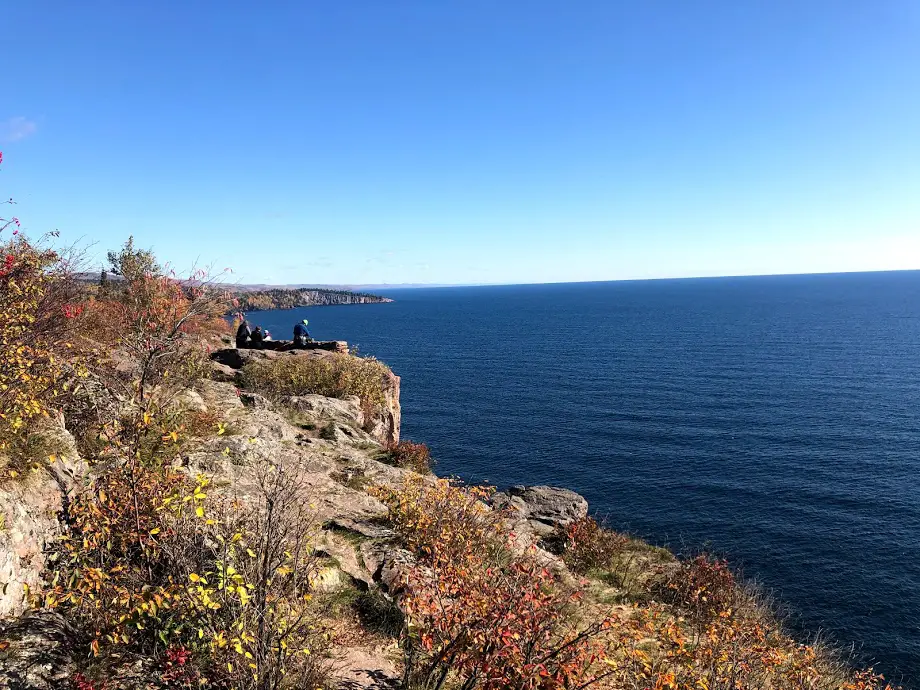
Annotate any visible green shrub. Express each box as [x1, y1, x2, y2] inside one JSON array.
[[240, 353, 391, 412], [353, 589, 404, 638]]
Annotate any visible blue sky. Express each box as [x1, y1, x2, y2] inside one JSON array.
[[3, 1, 919, 285]]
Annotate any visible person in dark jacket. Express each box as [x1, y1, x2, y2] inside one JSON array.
[[293, 319, 312, 348], [235, 319, 252, 348], [249, 326, 265, 349]]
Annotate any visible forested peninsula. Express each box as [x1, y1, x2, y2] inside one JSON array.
[[232, 287, 392, 311]]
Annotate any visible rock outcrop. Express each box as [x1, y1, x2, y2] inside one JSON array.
[[0, 421, 89, 618], [0, 367, 586, 689], [491, 485, 589, 538], [209, 346, 401, 447]]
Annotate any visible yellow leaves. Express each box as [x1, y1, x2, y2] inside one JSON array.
[[189, 573, 202, 583], [217, 422, 227, 436], [195, 506, 205, 518], [148, 527, 161, 536]]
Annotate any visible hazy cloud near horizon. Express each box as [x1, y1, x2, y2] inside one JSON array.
[[0, 116, 38, 143]]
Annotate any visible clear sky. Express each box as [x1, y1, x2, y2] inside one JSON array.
[[3, 1, 919, 285]]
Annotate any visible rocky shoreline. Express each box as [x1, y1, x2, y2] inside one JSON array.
[[0, 342, 592, 688]]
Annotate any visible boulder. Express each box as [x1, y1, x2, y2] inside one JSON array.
[[209, 361, 239, 383], [209, 343, 348, 370], [286, 394, 362, 420], [239, 391, 272, 410], [173, 388, 207, 413], [194, 380, 244, 415], [492, 485, 589, 538], [364, 370, 401, 448], [360, 541, 415, 594], [0, 612, 77, 690]]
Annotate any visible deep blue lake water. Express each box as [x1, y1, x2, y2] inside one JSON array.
[[252, 272, 920, 685]]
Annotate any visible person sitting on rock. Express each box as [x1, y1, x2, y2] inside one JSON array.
[[235, 319, 252, 349], [249, 326, 265, 349], [293, 319, 312, 348]]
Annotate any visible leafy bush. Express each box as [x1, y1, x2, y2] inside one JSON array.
[[560, 517, 628, 574], [374, 478, 618, 690], [240, 352, 392, 413], [653, 553, 736, 625], [38, 457, 331, 689], [381, 439, 433, 474], [0, 229, 86, 456], [99, 238, 230, 404]]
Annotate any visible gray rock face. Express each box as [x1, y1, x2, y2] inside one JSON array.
[[492, 485, 589, 538], [209, 361, 239, 383], [0, 612, 77, 690], [210, 343, 347, 371], [0, 423, 89, 618], [286, 394, 364, 423], [239, 391, 272, 409]]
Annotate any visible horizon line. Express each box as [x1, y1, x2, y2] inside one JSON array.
[[256, 267, 920, 291]]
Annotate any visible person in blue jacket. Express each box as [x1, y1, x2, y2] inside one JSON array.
[[293, 319, 312, 348]]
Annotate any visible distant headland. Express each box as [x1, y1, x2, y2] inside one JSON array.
[[231, 286, 393, 311]]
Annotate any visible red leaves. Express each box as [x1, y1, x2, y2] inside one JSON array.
[[655, 554, 736, 624], [0, 253, 14, 276], [380, 479, 612, 690], [62, 303, 85, 319], [73, 674, 106, 690], [166, 645, 190, 666], [384, 440, 433, 473]]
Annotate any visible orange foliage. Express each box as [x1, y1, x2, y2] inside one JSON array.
[[0, 153, 86, 451], [562, 516, 628, 574], [384, 439, 433, 473], [375, 477, 618, 690]]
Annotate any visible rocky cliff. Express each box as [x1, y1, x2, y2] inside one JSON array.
[[0, 360, 576, 688], [0, 346, 890, 690], [210, 342, 401, 447]]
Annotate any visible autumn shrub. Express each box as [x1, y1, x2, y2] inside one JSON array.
[[39, 457, 331, 689], [0, 238, 86, 457], [559, 516, 628, 574], [87, 238, 229, 404], [381, 439, 433, 474], [653, 554, 736, 626], [374, 477, 621, 690], [373, 476, 505, 565], [240, 352, 392, 414], [0, 153, 90, 464]]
